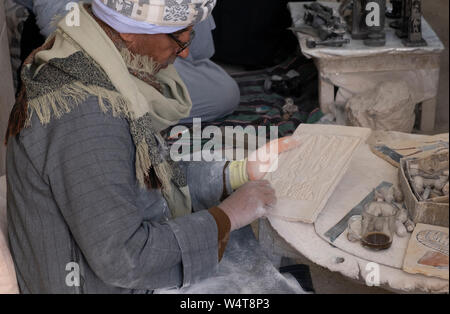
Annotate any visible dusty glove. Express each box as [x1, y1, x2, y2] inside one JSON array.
[[228, 136, 301, 190], [218, 180, 277, 231]]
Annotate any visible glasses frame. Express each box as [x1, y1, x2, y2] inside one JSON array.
[[167, 30, 196, 55]]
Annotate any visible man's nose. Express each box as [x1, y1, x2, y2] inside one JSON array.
[[178, 47, 190, 59]]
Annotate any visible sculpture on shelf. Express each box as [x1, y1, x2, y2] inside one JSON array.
[[402, 0, 427, 47], [347, 0, 386, 46], [363, 0, 386, 47], [396, 0, 409, 38], [350, 0, 368, 39]]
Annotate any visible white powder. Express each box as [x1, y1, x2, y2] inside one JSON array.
[[156, 227, 306, 294]]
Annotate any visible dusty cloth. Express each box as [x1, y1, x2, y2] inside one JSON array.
[[6, 4, 193, 218], [155, 226, 306, 294], [345, 81, 416, 133]]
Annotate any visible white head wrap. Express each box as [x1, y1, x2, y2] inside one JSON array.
[[92, 0, 216, 34]]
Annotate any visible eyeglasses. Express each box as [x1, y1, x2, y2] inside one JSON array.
[[167, 30, 196, 55]]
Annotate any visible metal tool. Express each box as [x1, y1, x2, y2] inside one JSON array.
[[306, 38, 350, 48], [324, 182, 393, 242], [303, 3, 347, 41], [289, 26, 321, 38]]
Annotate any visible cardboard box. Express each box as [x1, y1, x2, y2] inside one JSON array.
[[399, 152, 449, 227]]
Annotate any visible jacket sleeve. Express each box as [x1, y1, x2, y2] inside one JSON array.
[[180, 161, 231, 212], [43, 97, 219, 290]]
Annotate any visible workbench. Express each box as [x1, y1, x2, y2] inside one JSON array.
[[288, 1, 445, 133], [258, 130, 449, 293]]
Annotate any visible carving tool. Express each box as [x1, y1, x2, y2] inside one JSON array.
[[306, 38, 350, 48]]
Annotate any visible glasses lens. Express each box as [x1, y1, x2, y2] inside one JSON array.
[[170, 30, 195, 55]]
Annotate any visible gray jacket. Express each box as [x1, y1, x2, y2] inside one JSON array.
[[6, 96, 228, 294]]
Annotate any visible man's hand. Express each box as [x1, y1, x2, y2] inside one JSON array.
[[247, 136, 301, 181], [219, 181, 276, 231]]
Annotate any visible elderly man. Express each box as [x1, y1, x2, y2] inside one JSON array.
[[5, 0, 300, 294]]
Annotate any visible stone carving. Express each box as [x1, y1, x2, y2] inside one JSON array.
[[265, 124, 371, 223], [403, 223, 449, 280], [416, 230, 449, 256]]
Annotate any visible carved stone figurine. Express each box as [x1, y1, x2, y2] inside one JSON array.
[[396, 0, 409, 38], [399, 0, 428, 46], [363, 0, 387, 47], [409, 170, 449, 201], [350, 0, 368, 39]]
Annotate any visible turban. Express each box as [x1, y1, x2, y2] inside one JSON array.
[[92, 0, 216, 34]]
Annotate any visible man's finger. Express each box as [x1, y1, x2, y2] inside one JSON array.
[[257, 136, 300, 161], [277, 136, 301, 154]]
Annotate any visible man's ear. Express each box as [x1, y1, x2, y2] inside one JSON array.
[[119, 33, 140, 53], [119, 33, 135, 43]]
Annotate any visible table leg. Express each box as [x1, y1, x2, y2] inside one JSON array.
[[258, 219, 283, 268], [420, 98, 437, 133], [319, 78, 335, 114]]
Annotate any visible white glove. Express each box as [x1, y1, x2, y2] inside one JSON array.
[[219, 180, 277, 231]]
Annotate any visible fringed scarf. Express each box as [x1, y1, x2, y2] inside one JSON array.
[[5, 4, 193, 218]]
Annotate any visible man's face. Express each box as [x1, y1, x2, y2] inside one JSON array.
[[120, 27, 193, 71]]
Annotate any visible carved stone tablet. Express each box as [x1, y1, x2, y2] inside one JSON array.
[[403, 223, 449, 280], [265, 124, 371, 223]]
